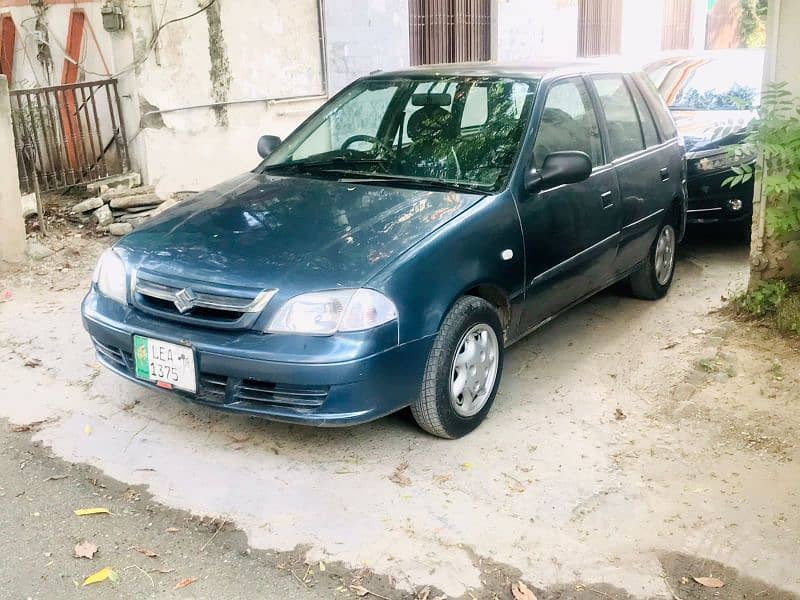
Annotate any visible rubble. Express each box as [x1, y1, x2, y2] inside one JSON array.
[[21, 193, 38, 218], [26, 239, 54, 260], [92, 205, 114, 227], [71, 197, 104, 214], [109, 223, 134, 236]]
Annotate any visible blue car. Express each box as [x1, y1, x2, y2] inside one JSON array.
[[82, 62, 686, 438]]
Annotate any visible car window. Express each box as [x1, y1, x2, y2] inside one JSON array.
[[400, 81, 456, 144], [636, 73, 678, 140], [532, 78, 604, 169], [461, 85, 488, 130], [592, 75, 645, 159], [629, 81, 660, 147], [293, 85, 399, 159]]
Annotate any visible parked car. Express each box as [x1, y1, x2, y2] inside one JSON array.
[[644, 49, 764, 237], [82, 63, 686, 438]]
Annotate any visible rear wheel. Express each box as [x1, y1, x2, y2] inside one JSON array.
[[629, 222, 677, 300], [411, 296, 504, 439]]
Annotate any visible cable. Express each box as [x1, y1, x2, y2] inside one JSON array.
[[20, 0, 217, 80]]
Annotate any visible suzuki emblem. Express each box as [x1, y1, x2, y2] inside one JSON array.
[[173, 288, 197, 314]]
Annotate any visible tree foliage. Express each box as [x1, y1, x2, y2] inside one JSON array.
[[724, 83, 800, 241], [740, 0, 769, 48]]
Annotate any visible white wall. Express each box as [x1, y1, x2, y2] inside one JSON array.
[[495, 0, 579, 62], [0, 75, 25, 264], [620, 0, 665, 57], [325, 0, 410, 94]]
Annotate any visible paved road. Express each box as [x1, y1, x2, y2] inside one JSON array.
[[2, 229, 798, 599]]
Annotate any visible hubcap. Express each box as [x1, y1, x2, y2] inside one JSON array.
[[449, 324, 499, 417], [654, 225, 676, 285]]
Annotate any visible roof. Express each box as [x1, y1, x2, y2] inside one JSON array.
[[371, 59, 643, 80]]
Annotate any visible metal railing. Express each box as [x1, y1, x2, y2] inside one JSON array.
[[9, 79, 129, 194], [409, 0, 491, 66]]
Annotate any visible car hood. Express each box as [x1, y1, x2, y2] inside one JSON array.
[[117, 172, 484, 293], [672, 109, 757, 152]]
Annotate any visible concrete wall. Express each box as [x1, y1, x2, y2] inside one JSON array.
[[0, 74, 25, 264], [113, 0, 326, 194], [495, 0, 578, 61], [325, 0, 410, 94], [0, 0, 114, 89]]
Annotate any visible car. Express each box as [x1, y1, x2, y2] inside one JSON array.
[[644, 49, 764, 237], [82, 62, 686, 439]]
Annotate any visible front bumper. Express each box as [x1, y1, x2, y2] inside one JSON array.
[[686, 165, 754, 225], [82, 290, 434, 426]]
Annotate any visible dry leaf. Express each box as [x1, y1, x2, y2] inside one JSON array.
[[134, 547, 158, 558], [389, 463, 412, 487], [461, 462, 473, 469], [350, 585, 370, 597], [175, 577, 197, 589], [165, 527, 180, 533], [82, 566, 117, 586], [511, 581, 538, 600], [24, 358, 42, 368], [73, 541, 98, 559], [614, 408, 627, 421], [74, 507, 110, 516], [318, 561, 326, 572], [10, 420, 47, 433], [84, 424, 93, 436], [693, 576, 724, 588]]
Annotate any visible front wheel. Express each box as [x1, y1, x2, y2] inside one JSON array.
[[411, 296, 504, 439], [629, 222, 677, 300]]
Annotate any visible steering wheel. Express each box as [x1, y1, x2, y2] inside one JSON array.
[[340, 134, 391, 154]]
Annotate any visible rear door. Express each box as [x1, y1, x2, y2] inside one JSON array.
[[516, 76, 621, 330], [589, 74, 675, 279]]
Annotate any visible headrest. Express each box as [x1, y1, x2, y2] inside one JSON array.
[[407, 106, 454, 141]]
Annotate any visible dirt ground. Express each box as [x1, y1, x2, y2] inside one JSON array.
[[1, 223, 798, 600]]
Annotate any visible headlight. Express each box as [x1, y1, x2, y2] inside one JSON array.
[[689, 146, 756, 173], [267, 289, 397, 335], [92, 249, 128, 305]]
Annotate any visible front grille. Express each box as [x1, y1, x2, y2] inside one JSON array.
[[91, 338, 328, 411], [131, 270, 276, 329]]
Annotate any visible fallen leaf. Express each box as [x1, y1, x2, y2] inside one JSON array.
[[84, 424, 92, 436], [165, 527, 180, 533], [134, 547, 158, 558], [82, 566, 117, 586], [614, 408, 627, 421], [24, 358, 42, 368], [74, 507, 110, 516], [73, 541, 98, 559], [175, 577, 197, 589], [691, 328, 707, 335], [10, 420, 47, 433], [461, 462, 473, 469], [350, 585, 370, 597], [662, 341, 679, 350], [511, 581, 538, 600], [693, 576, 724, 588], [389, 462, 412, 487], [318, 560, 326, 572]]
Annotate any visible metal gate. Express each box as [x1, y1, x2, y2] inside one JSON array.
[[9, 79, 129, 194], [409, 0, 492, 66]]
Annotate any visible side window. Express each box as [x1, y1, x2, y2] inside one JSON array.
[[592, 75, 645, 159], [629, 80, 660, 147], [532, 79, 603, 169], [637, 73, 678, 140]]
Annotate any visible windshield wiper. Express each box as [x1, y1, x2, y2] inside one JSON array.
[[334, 172, 490, 194], [261, 157, 388, 173]]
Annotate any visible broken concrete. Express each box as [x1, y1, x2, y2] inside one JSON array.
[[20, 193, 37, 218], [70, 196, 104, 214], [86, 172, 142, 195], [108, 222, 133, 236], [109, 193, 163, 210], [92, 204, 114, 227], [25, 239, 54, 260]]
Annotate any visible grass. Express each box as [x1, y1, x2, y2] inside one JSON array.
[[731, 279, 800, 336]]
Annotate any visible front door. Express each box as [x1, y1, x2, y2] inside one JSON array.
[[516, 77, 622, 330]]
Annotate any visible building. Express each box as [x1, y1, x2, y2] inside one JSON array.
[[0, 0, 750, 195]]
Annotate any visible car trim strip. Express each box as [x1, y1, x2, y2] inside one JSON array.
[[529, 231, 620, 287]]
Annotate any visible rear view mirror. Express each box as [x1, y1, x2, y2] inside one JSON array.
[[257, 135, 282, 158], [525, 151, 592, 192]]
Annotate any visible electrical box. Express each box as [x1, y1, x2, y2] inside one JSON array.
[[101, 1, 124, 32]]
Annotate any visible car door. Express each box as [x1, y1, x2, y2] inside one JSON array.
[[590, 74, 676, 278], [516, 76, 622, 330]]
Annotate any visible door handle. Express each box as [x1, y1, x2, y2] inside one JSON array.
[[660, 167, 670, 181], [600, 190, 614, 209]]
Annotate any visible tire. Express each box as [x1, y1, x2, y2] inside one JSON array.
[[411, 296, 504, 439], [629, 222, 677, 300]]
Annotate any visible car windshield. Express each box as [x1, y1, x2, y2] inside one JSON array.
[[645, 53, 763, 111], [260, 75, 538, 192]]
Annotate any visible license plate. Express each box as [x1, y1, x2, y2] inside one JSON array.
[[133, 335, 197, 393]]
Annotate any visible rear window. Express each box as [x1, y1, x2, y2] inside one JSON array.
[[628, 80, 660, 147], [634, 73, 678, 140]]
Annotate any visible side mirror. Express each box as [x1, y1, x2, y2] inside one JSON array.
[[524, 151, 592, 192], [257, 135, 282, 158]]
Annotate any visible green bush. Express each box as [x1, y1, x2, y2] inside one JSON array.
[[738, 280, 789, 316], [775, 294, 800, 334]]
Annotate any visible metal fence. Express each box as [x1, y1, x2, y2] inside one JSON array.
[[9, 79, 129, 194], [409, 0, 491, 66], [577, 0, 623, 57], [662, 0, 694, 50]]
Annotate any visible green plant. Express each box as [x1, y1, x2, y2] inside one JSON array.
[[737, 280, 790, 316], [775, 294, 800, 334], [740, 0, 768, 48], [724, 83, 800, 242]]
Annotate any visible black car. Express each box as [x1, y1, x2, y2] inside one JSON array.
[[645, 50, 763, 236], [83, 63, 686, 438]]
